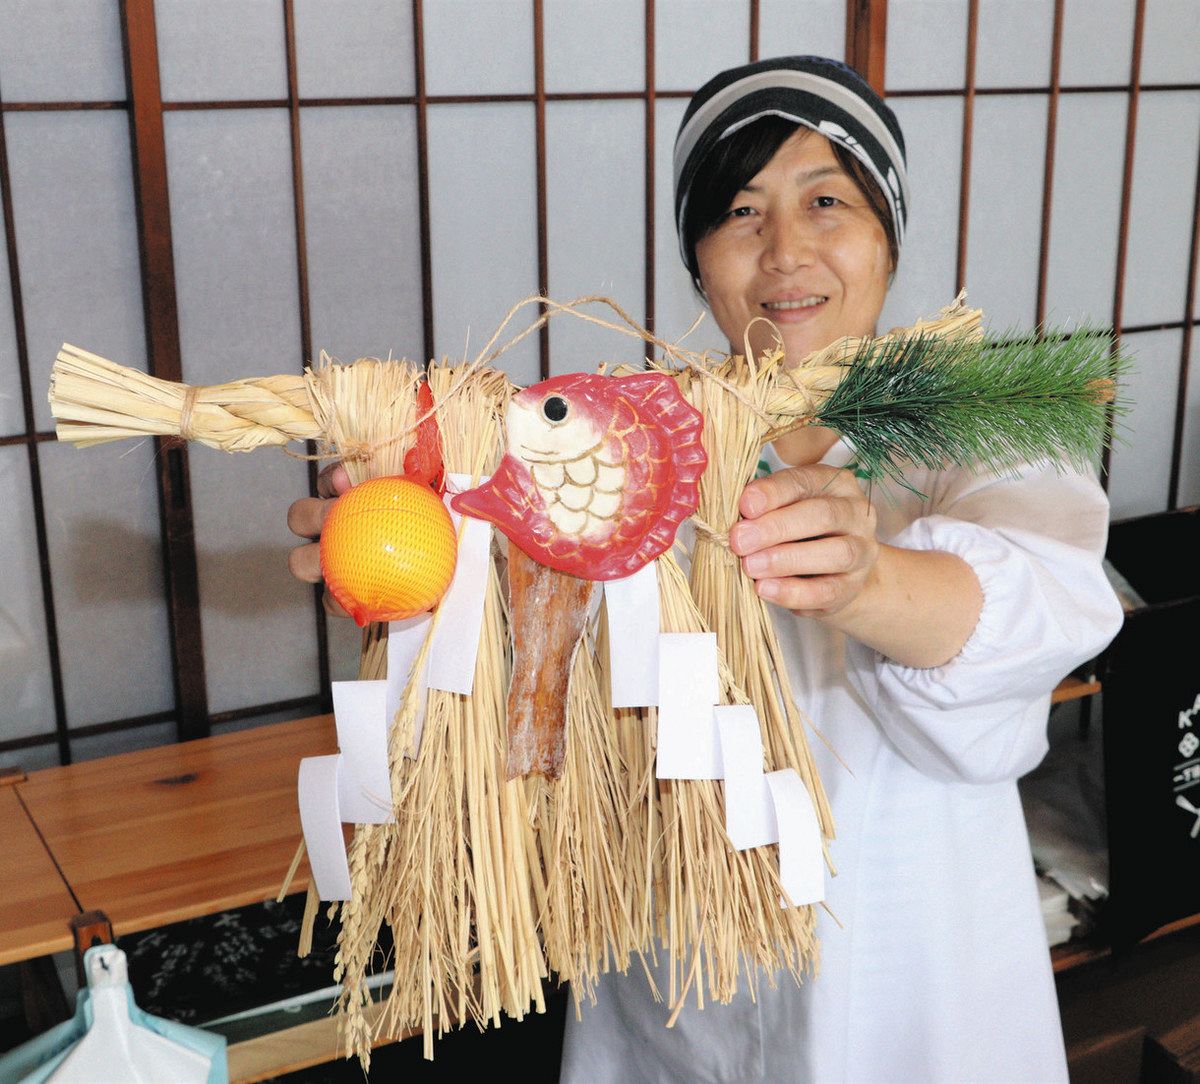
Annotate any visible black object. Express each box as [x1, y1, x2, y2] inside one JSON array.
[[1101, 505, 1200, 948]]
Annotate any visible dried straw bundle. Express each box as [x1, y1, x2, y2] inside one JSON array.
[[50, 343, 318, 451], [650, 553, 819, 1016], [330, 361, 558, 1065], [45, 293, 1125, 1066], [532, 629, 647, 1006], [676, 350, 834, 844]]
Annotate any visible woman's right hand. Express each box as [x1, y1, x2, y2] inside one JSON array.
[[287, 462, 353, 618]]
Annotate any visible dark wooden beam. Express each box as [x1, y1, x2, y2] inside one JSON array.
[[534, 0, 550, 379], [644, 0, 656, 336], [1103, 0, 1147, 483], [119, 0, 210, 742], [955, 0, 979, 294], [845, 0, 888, 96]]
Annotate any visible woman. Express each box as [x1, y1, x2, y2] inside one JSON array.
[[288, 55, 1122, 1082], [555, 56, 1122, 1083]]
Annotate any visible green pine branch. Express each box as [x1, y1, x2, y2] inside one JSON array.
[[814, 327, 1130, 489]]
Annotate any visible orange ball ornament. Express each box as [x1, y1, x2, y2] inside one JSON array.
[[320, 476, 457, 627]]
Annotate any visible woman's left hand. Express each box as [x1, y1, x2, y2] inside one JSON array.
[[729, 465, 878, 616]]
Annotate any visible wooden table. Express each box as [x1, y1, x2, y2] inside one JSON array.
[[15, 714, 336, 938], [0, 779, 79, 966]]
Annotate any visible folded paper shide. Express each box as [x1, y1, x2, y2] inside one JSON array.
[[46, 293, 1124, 1066]]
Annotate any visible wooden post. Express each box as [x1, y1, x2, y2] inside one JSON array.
[[70, 909, 115, 986], [118, 0, 210, 742], [845, 0, 888, 96]]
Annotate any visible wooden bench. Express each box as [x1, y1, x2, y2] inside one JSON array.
[[15, 715, 335, 938]]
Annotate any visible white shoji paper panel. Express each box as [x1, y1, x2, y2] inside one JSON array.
[[878, 96, 964, 332], [3, 111, 146, 432], [546, 100, 645, 374], [6, 745, 60, 773], [0, 176, 21, 436], [164, 110, 302, 383], [1123, 91, 1200, 328], [1060, 0, 1136, 87], [156, 0, 287, 102], [38, 440, 174, 728], [1042, 93, 1127, 328], [72, 721, 177, 764], [293, 0, 416, 99], [653, 97, 727, 357], [1107, 329, 1182, 518], [655, 0, 751, 91], [976, 0, 1055, 89], [427, 103, 540, 386], [0, 446, 55, 743], [964, 95, 1049, 332], [1141, 0, 1200, 84], [299, 106, 425, 364], [0, 0, 125, 103], [758, 0, 845, 64], [189, 447, 320, 714], [885, 0, 969, 93], [325, 612, 366, 684], [424, 0, 534, 96], [164, 108, 318, 714], [1178, 333, 1200, 508], [545, 0, 643, 93]]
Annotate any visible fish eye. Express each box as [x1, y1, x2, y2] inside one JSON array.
[[542, 395, 569, 423]]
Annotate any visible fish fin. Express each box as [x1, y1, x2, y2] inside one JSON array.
[[615, 373, 708, 574], [450, 455, 540, 533]]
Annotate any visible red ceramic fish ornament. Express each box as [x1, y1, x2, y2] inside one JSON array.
[[451, 371, 706, 580]]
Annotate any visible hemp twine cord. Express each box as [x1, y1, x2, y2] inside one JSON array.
[[177, 384, 199, 442], [286, 294, 780, 466]]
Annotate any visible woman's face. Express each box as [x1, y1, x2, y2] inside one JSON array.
[[695, 127, 892, 364]]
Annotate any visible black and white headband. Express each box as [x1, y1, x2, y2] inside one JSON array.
[[674, 56, 910, 264]]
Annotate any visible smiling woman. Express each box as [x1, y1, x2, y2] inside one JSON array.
[[691, 122, 892, 364], [558, 55, 1124, 1084]]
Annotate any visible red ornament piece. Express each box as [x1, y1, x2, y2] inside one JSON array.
[[451, 372, 706, 581]]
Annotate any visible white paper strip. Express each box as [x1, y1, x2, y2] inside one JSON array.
[[332, 679, 394, 824], [388, 615, 432, 757], [765, 769, 825, 907], [426, 473, 493, 695], [298, 755, 352, 900], [655, 632, 722, 779], [716, 704, 777, 850], [604, 561, 661, 708]]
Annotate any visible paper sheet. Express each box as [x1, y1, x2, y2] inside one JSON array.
[[604, 561, 661, 708], [765, 768, 825, 907], [332, 679, 394, 824], [426, 473, 492, 695], [297, 755, 352, 900], [655, 632, 722, 779], [388, 615, 432, 757], [716, 704, 778, 849]]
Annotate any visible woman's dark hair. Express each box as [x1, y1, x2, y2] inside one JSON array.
[[680, 115, 899, 294]]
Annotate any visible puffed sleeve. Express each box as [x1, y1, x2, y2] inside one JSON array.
[[843, 463, 1124, 784]]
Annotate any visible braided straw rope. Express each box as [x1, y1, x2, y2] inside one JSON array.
[[50, 343, 323, 452]]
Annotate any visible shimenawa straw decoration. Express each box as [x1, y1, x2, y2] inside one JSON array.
[[46, 294, 1126, 1066]]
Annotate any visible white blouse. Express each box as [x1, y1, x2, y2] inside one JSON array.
[[560, 440, 1123, 1083]]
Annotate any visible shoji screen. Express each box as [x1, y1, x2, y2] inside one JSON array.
[[0, 1, 1196, 770], [0, 2, 176, 769], [878, 0, 1199, 519]]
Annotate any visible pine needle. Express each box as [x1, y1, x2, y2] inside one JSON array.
[[815, 327, 1128, 487]]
